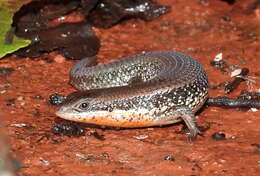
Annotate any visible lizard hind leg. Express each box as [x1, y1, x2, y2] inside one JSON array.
[[170, 106, 202, 141]]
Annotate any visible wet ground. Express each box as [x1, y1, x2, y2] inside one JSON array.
[[1, 0, 260, 175]]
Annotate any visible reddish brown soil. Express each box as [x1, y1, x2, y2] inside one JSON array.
[[1, 0, 260, 175]]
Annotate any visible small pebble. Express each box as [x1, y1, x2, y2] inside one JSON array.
[[133, 134, 149, 140], [221, 15, 231, 21], [76, 153, 93, 161], [101, 152, 109, 159], [52, 122, 85, 137], [17, 96, 24, 101], [20, 102, 26, 106], [49, 93, 66, 105], [164, 155, 175, 161], [187, 47, 195, 51], [250, 108, 258, 112], [10, 123, 27, 127], [34, 95, 44, 100], [214, 53, 223, 62], [231, 135, 238, 139], [0, 90, 6, 94], [231, 69, 242, 77], [39, 158, 50, 166], [0, 83, 11, 88], [212, 132, 226, 140]]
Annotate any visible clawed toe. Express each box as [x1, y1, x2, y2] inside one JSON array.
[[187, 128, 203, 142]]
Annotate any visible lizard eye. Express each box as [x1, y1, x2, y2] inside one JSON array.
[[79, 103, 88, 109]]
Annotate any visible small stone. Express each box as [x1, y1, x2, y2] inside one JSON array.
[[10, 123, 27, 127], [0, 83, 11, 88], [231, 135, 238, 139], [101, 152, 109, 159], [214, 53, 223, 62], [17, 96, 24, 101], [231, 69, 242, 77], [34, 95, 44, 100], [76, 153, 93, 162], [39, 158, 50, 166], [133, 134, 149, 140], [164, 155, 175, 161], [49, 93, 66, 105], [0, 90, 6, 94], [212, 132, 226, 140], [20, 102, 26, 106], [187, 47, 195, 51], [250, 108, 258, 112]]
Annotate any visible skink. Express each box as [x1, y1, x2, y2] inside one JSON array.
[[56, 51, 208, 139]]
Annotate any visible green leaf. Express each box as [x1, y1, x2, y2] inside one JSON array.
[[0, 0, 31, 58]]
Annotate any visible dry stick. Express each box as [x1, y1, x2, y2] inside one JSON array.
[[206, 96, 260, 108]]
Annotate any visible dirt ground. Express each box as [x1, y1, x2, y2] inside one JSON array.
[[1, 0, 260, 175]]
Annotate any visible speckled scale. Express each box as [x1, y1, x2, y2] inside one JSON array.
[[70, 56, 162, 90]]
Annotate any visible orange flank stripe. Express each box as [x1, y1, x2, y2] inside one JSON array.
[[75, 116, 156, 128]]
